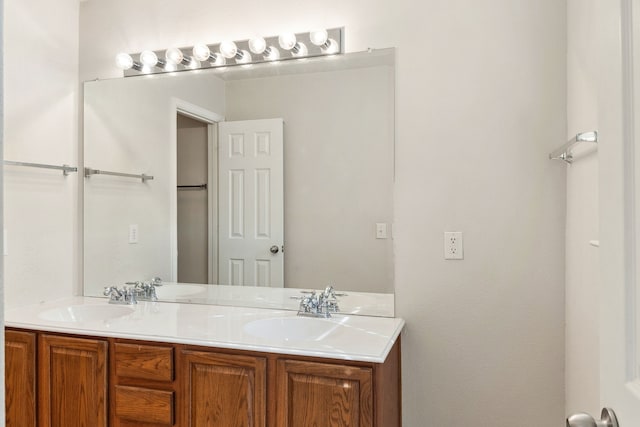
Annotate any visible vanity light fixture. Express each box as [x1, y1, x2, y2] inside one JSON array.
[[278, 32, 308, 57], [219, 41, 252, 64], [309, 29, 340, 54], [248, 37, 280, 61], [192, 44, 226, 66], [115, 53, 142, 71], [116, 28, 343, 77], [165, 47, 197, 69]]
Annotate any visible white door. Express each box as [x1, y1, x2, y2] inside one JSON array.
[[570, 1, 640, 426], [218, 119, 284, 287]]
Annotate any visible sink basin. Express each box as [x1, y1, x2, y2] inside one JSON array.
[[156, 284, 206, 299], [243, 317, 342, 342], [38, 304, 135, 323]]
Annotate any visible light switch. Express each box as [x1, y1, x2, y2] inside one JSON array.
[[376, 223, 388, 239]]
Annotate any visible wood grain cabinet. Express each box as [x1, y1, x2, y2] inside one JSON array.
[[5, 328, 401, 427], [38, 334, 108, 427], [276, 359, 373, 427], [5, 330, 37, 427], [111, 342, 176, 427], [180, 349, 267, 427]]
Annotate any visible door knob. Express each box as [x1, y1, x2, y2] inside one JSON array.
[[270, 245, 279, 254], [567, 408, 619, 427]]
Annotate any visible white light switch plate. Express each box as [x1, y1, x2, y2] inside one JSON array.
[[376, 223, 388, 239], [444, 231, 463, 260]]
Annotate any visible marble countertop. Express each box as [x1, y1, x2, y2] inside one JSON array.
[[5, 297, 404, 363]]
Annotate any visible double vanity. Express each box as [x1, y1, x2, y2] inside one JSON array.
[[5, 296, 404, 426], [4, 42, 401, 427]]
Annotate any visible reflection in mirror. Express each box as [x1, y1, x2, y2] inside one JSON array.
[[84, 49, 395, 315]]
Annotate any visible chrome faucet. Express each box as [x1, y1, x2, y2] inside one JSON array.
[[297, 285, 342, 318], [103, 285, 137, 305], [126, 277, 162, 301]]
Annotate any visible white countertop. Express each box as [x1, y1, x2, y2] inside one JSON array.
[[86, 283, 395, 318], [5, 297, 405, 363]]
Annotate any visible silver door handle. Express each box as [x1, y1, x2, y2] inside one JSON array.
[[270, 245, 279, 254], [567, 408, 619, 427]]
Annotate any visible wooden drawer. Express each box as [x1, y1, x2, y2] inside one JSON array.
[[114, 385, 174, 425], [114, 343, 174, 382]]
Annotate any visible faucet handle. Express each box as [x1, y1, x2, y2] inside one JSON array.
[[103, 286, 118, 297]]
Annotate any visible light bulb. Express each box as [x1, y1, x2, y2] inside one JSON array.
[[264, 46, 280, 61], [219, 41, 238, 59], [115, 53, 134, 70], [248, 37, 266, 54], [212, 54, 226, 66], [278, 33, 297, 50], [187, 59, 200, 69], [192, 44, 211, 61], [291, 42, 308, 57], [309, 30, 328, 46], [164, 62, 177, 72], [236, 50, 252, 64], [322, 39, 340, 54], [165, 48, 184, 65], [140, 50, 159, 67]]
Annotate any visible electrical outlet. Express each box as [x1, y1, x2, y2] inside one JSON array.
[[129, 224, 139, 244], [444, 231, 463, 260]]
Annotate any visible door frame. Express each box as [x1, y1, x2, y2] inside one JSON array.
[[598, 0, 640, 420], [170, 98, 224, 283]]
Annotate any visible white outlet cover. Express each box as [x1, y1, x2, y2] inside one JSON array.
[[444, 231, 463, 260], [129, 224, 139, 244]]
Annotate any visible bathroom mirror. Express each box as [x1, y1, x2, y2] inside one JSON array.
[[83, 48, 395, 316]]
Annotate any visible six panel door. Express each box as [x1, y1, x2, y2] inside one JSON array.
[[218, 118, 284, 288]]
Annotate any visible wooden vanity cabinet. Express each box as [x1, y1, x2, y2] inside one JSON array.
[[110, 342, 176, 427], [275, 359, 373, 427], [5, 330, 37, 427], [38, 334, 108, 427], [179, 349, 267, 426], [274, 339, 401, 427], [5, 328, 401, 427]]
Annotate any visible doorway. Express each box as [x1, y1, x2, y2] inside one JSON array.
[[176, 114, 215, 283]]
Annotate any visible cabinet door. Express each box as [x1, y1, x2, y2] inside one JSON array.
[[180, 349, 266, 427], [5, 330, 36, 427], [276, 359, 373, 427], [39, 334, 108, 427]]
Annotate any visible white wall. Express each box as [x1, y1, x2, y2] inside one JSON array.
[[83, 73, 225, 290], [565, 0, 600, 416], [4, 0, 80, 307], [80, 1, 567, 425], [0, 0, 5, 417], [225, 66, 394, 292]]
